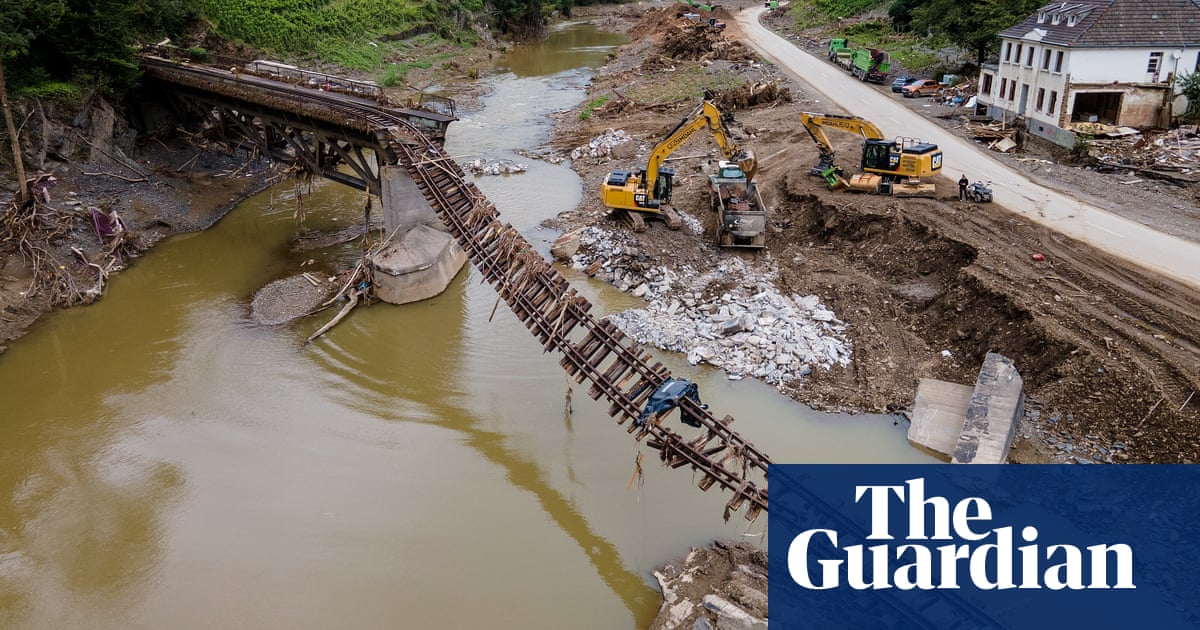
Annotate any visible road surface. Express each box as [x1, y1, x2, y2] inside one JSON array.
[[736, 7, 1200, 290]]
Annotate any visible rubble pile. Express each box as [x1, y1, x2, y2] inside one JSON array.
[[649, 541, 768, 630], [571, 226, 851, 388], [1084, 125, 1199, 172], [570, 128, 637, 160], [461, 158, 528, 176]]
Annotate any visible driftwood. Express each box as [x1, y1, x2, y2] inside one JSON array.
[[305, 286, 364, 344]]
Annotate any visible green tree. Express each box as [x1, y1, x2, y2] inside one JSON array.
[[887, 0, 922, 32], [1179, 71, 1200, 122], [1, 0, 67, 204], [911, 0, 1043, 67]]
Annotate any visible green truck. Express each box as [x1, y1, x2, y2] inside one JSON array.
[[827, 38, 853, 69], [849, 47, 890, 83]]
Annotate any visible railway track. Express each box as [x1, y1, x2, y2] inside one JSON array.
[[143, 57, 771, 521]]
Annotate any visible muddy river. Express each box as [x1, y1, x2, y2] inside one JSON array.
[[0, 22, 932, 629]]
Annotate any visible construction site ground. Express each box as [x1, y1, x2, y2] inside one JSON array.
[[551, 2, 1200, 464]]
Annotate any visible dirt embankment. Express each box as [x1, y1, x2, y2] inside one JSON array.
[[551, 1, 1200, 466]]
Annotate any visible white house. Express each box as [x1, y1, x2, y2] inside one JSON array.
[[976, 0, 1200, 147]]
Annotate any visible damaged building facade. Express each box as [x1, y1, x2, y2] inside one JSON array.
[[975, 0, 1200, 148]]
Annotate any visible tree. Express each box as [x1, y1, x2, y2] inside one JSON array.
[[1, 1, 64, 204], [910, 0, 1044, 68], [1178, 71, 1200, 123], [887, 0, 923, 32]]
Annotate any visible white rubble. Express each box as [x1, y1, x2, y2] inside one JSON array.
[[461, 157, 528, 176], [570, 226, 851, 392], [570, 128, 637, 160]]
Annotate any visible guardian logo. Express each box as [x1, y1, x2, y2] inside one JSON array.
[[767, 465, 1200, 630], [787, 478, 1134, 591]]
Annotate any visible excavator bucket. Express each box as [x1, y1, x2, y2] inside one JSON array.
[[735, 150, 757, 182]]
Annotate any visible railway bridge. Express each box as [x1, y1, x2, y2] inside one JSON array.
[[137, 53, 771, 522]]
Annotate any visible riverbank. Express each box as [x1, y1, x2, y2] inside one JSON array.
[[0, 118, 285, 354]]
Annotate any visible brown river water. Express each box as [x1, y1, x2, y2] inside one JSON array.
[[0, 22, 932, 629]]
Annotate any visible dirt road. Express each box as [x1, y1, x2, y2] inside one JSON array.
[[736, 6, 1200, 289]]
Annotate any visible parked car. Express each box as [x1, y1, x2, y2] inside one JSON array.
[[902, 79, 944, 98], [890, 76, 918, 93]]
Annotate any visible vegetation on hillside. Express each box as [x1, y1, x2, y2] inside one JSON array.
[[790, 0, 1046, 73]]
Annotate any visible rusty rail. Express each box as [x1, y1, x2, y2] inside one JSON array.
[[383, 129, 770, 521]]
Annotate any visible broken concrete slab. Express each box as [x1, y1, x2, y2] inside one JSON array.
[[952, 352, 1025, 464], [908, 378, 975, 461]]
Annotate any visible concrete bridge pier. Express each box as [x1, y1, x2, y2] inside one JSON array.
[[369, 165, 467, 304]]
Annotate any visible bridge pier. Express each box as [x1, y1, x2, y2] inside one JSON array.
[[370, 165, 467, 304]]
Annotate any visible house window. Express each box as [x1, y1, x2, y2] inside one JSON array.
[[1037, 11, 1046, 23], [1016, 44, 1023, 63], [1147, 52, 1163, 75], [1051, 13, 1062, 25], [1026, 46, 1035, 66], [981, 73, 993, 96], [1055, 51, 1064, 72], [1004, 42, 1013, 62], [1042, 49, 1051, 70], [1000, 78, 1008, 100], [1008, 81, 1017, 100], [1068, 14, 1078, 26], [1036, 88, 1045, 111], [1048, 90, 1058, 115]]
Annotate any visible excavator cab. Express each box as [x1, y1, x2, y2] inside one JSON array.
[[653, 168, 675, 205], [861, 139, 897, 172]]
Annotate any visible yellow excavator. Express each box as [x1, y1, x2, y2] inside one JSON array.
[[798, 112, 942, 197], [601, 95, 757, 231]]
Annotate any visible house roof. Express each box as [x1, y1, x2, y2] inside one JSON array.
[[1000, 0, 1200, 48]]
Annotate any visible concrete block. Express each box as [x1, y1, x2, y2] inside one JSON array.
[[380, 164, 446, 237], [952, 352, 1025, 464], [370, 224, 467, 304], [908, 378, 974, 461]]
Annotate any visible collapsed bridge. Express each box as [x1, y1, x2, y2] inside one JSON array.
[[139, 54, 771, 521]]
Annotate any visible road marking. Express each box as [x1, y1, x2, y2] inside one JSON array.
[[1085, 221, 1126, 238]]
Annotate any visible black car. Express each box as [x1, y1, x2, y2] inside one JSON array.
[[891, 76, 918, 93]]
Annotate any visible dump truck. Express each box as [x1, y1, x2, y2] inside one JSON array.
[[709, 161, 766, 249], [849, 47, 890, 83], [827, 38, 853, 68]]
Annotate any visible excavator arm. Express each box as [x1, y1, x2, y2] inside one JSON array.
[[645, 99, 757, 191], [798, 111, 885, 175], [600, 96, 757, 222]]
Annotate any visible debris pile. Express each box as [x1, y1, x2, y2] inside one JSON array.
[[570, 128, 636, 160], [571, 226, 851, 387], [649, 541, 768, 630], [461, 158, 528, 176], [963, 121, 1018, 153], [1083, 125, 1199, 173], [709, 80, 792, 110], [651, 20, 757, 65]]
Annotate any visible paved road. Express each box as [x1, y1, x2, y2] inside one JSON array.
[[736, 7, 1200, 290]]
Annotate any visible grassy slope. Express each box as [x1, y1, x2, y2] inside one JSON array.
[[194, 0, 485, 81], [786, 0, 950, 73]]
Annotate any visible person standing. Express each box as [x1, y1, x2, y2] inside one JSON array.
[[958, 174, 969, 200]]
